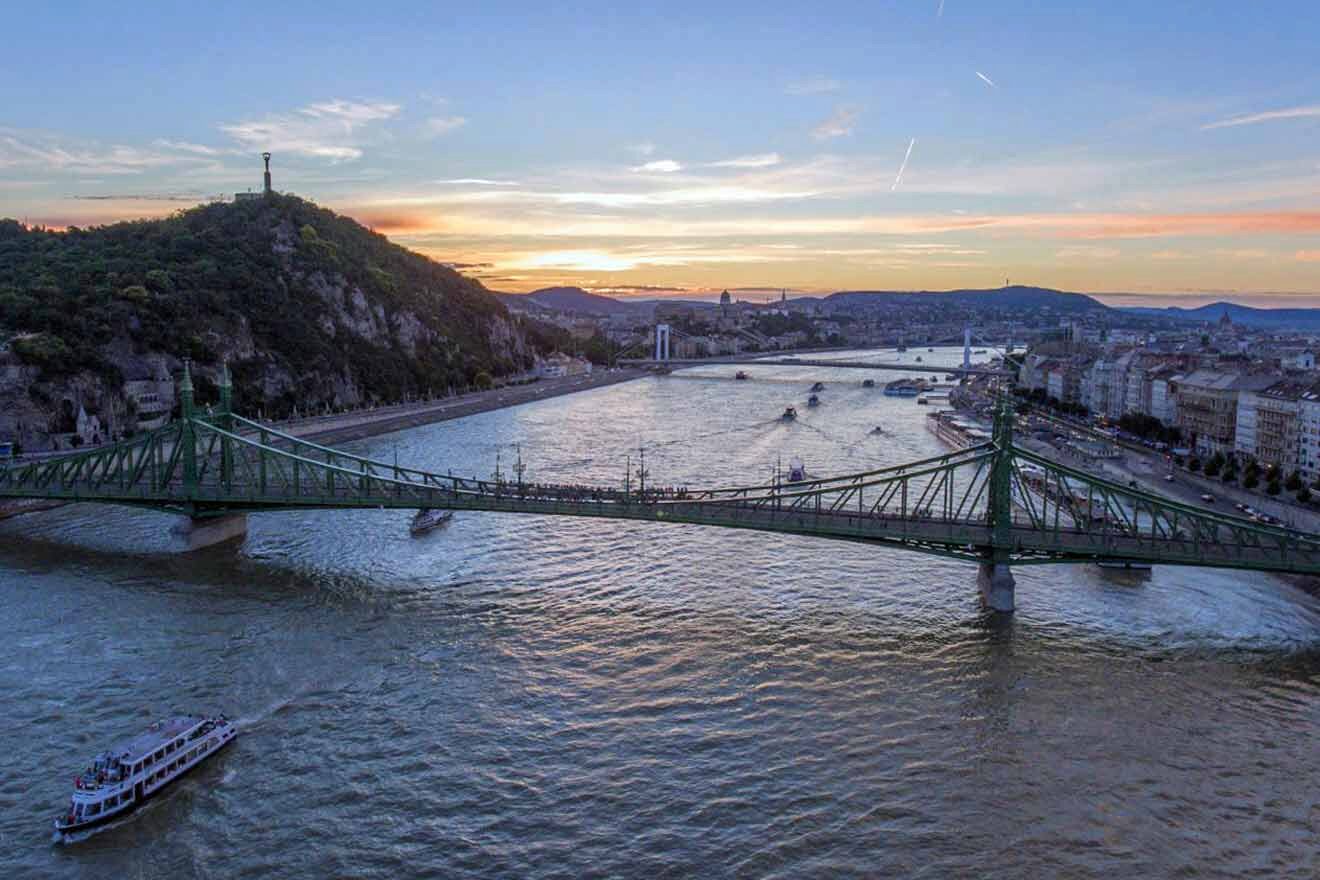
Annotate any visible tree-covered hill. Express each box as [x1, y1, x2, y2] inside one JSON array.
[[0, 195, 543, 444]]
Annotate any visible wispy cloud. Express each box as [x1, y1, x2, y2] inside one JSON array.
[[0, 130, 216, 175], [627, 142, 657, 157], [811, 107, 859, 140], [631, 159, 683, 173], [220, 99, 401, 160], [1297, 250, 1320, 262], [1056, 246, 1121, 260], [708, 153, 782, 168], [975, 71, 996, 88], [786, 75, 841, 96], [1201, 104, 1320, 130], [423, 116, 467, 138], [435, 178, 519, 186]]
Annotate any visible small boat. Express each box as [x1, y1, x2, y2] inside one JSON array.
[[974, 348, 987, 354], [807, 394, 820, 407], [927, 347, 934, 352], [734, 371, 749, 380], [884, 379, 924, 397], [871, 425, 886, 435], [945, 374, 958, 381], [54, 714, 236, 838], [862, 379, 875, 388], [915, 356, 923, 362], [916, 396, 929, 405], [787, 457, 807, 483], [810, 381, 825, 392], [781, 406, 798, 421], [410, 508, 454, 535]]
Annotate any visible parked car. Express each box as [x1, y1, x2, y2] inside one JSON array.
[[1200, 493, 1215, 503]]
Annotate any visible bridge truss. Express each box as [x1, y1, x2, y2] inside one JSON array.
[[6, 365, 1320, 608]]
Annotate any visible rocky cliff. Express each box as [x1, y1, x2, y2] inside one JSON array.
[[0, 195, 539, 451]]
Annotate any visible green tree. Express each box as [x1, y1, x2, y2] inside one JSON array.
[[1286, 471, 1303, 492], [1298, 486, 1312, 504], [473, 371, 494, 390], [1266, 478, 1281, 496], [1244, 471, 1260, 490], [1188, 457, 1201, 473]]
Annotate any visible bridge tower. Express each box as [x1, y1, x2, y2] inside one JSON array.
[[963, 325, 972, 372], [654, 324, 672, 361], [979, 395, 1017, 612], [262, 152, 273, 196]]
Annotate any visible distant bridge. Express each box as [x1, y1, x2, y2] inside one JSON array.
[[5, 364, 1320, 612], [619, 356, 1006, 377]]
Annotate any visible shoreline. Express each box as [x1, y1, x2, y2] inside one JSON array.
[[287, 368, 646, 446], [0, 368, 647, 520]]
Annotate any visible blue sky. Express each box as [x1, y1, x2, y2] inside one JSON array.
[[4, 1, 1320, 302]]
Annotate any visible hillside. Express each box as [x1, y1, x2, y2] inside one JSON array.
[[826, 285, 1109, 314], [0, 195, 541, 450], [499, 286, 649, 316], [1122, 301, 1320, 329]]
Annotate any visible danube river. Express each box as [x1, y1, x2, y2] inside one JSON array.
[[2, 348, 1319, 878]]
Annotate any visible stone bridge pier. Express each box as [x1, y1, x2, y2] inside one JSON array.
[[172, 513, 249, 551], [978, 560, 1016, 613]]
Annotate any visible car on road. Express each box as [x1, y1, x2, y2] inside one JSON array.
[[1128, 480, 1139, 489], [1164, 474, 1175, 482], [1200, 493, 1215, 503]]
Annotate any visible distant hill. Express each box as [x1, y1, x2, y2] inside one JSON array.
[[0, 194, 544, 448], [499, 286, 649, 316], [1121, 301, 1320, 329], [825, 285, 1109, 313]]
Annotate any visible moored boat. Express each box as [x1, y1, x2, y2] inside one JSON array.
[[862, 378, 875, 388], [883, 379, 925, 397], [410, 508, 454, 535], [54, 714, 236, 837], [734, 370, 749, 380]]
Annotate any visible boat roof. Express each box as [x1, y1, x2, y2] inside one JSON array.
[[108, 716, 205, 761]]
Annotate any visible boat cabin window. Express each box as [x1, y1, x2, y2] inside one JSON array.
[[86, 802, 101, 816]]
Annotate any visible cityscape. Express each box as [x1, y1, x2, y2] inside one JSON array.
[[3, 2, 1320, 878]]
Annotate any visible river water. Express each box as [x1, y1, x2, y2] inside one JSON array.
[[2, 348, 1319, 878]]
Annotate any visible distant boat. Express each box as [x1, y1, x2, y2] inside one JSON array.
[[781, 406, 798, 421], [884, 379, 924, 397], [807, 394, 820, 407], [862, 378, 876, 388], [974, 348, 987, 354], [916, 396, 929, 405], [927, 347, 934, 352], [787, 457, 807, 483], [945, 373, 958, 381], [735, 371, 749, 380], [914, 356, 923, 362], [810, 381, 825, 392], [1096, 560, 1153, 571], [410, 508, 453, 535]]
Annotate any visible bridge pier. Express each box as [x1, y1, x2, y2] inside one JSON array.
[[977, 561, 1015, 613], [171, 513, 248, 551]]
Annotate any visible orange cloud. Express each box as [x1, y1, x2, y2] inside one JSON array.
[[1296, 250, 1320, 262]]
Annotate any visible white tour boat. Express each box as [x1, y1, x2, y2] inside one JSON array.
[[54, 714, 236, 836], [410, 508, 454, 535]]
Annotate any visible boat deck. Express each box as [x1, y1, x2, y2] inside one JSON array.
[[111, 715, 204, 761]]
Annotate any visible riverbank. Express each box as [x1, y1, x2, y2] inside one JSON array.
[[284, 368, 645, 446], [0, 368, 647, 520]]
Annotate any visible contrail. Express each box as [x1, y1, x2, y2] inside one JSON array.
[[891, 138, 916, 191], [975, 70, 996, 88]]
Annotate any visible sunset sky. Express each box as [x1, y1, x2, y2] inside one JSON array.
[[4, 1, 1320, 305]]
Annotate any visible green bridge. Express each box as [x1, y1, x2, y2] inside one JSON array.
[[5, 363, 1320, 612]]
